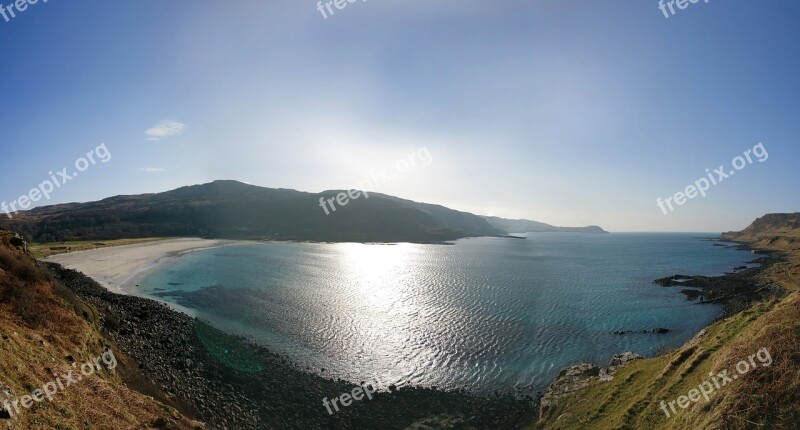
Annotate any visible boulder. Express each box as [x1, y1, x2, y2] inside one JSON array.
[[539, 363, 599, 419], [0, 382, 17, 427]]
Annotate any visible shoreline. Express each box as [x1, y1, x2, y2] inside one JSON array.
[[654, 240, 783, 318], [43, 238, 255, 295], [46, 262, 537, 429], [536, 236, 785, 424], [41, 234, 775, 424], [38, 235, 505, 296], [42, 234, 763, 374]]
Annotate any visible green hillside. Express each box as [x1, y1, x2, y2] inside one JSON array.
[[532, 214, 800, 430]]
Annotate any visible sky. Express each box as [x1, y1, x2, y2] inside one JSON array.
[[0, 0, 798, 232]]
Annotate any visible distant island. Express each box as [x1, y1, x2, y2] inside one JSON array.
[[0, 180, 607, 244], [481, 216, 608, 234]]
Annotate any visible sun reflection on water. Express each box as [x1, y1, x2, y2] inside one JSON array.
[[336, 243, 417, 311]]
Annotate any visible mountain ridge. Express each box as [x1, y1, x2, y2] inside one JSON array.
[[0, 180, 595, 243], [1, 180, 607, 243]]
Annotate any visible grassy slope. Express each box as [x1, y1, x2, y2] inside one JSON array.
[[0, 232, 199, 429], [28, 238, 166, 259], [533, 229, 800, 430]]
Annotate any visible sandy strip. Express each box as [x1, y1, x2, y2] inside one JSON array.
[[43, 238, 254, 294]]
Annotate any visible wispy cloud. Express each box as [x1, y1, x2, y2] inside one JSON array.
[[137, 167, 165, 173], [145, 120, 186, 141]]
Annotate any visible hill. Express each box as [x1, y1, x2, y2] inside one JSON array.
[[721, 213, 800, 251], [0, 180, 506, 244]]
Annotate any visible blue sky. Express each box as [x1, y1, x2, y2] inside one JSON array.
[[0, 0, 798, 232]]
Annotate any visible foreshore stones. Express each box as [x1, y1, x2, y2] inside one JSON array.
[[46, 262, 537, 430], [611, 327, 670, 335]]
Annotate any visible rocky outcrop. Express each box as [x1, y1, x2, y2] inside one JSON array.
[[653, 255, 782, 317], [598, 352, 643, 382], [0, 382, 17, 428], [611, 327, 670, 335], [402, 414, 471, 429], [539, 363, 599, 419], [0, 231, 28, 256], [539, 352, 642, 419]]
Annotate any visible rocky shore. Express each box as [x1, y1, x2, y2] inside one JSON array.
[[537, 239, 784, 422], [37, 236, 779, 429], [653, 244, 783, 317], [47, 263, 536, 430]]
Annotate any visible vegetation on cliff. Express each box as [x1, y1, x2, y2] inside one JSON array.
[[0, 231, 201, 429], [532, 214, 800, 430]]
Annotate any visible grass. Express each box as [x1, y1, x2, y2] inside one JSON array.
[[532, 231, 800, 430], [0, 314, 199, 429], [0, 232, 201, 429], [28, 238, 167, 259]]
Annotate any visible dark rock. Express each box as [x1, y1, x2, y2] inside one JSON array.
[[539, 363, 599, 419], [0, 383, 16, 421]]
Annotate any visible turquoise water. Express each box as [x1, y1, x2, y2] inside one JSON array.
[[138, 233, 757, 395]]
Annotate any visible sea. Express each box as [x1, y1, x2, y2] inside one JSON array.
[[136, 233, 758, 395]]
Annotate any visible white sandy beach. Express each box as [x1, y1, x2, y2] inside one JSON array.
[[43, 238, 253, 294]]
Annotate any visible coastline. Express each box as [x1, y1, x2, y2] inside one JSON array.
[[45, 262, 537, 429], [535, 235, 787, 427], [653, 241, 783, 318], [43, 235, 761, 378], [38, 233, 779, 428], [43, 238, 255, 295], [39, 235, 512, 296]]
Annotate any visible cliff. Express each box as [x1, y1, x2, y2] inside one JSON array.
[[0, 230, 201, 429], [721, 213, 800, 251]]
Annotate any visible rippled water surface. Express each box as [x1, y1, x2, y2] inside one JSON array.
[[138, 233, 756, 394]]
